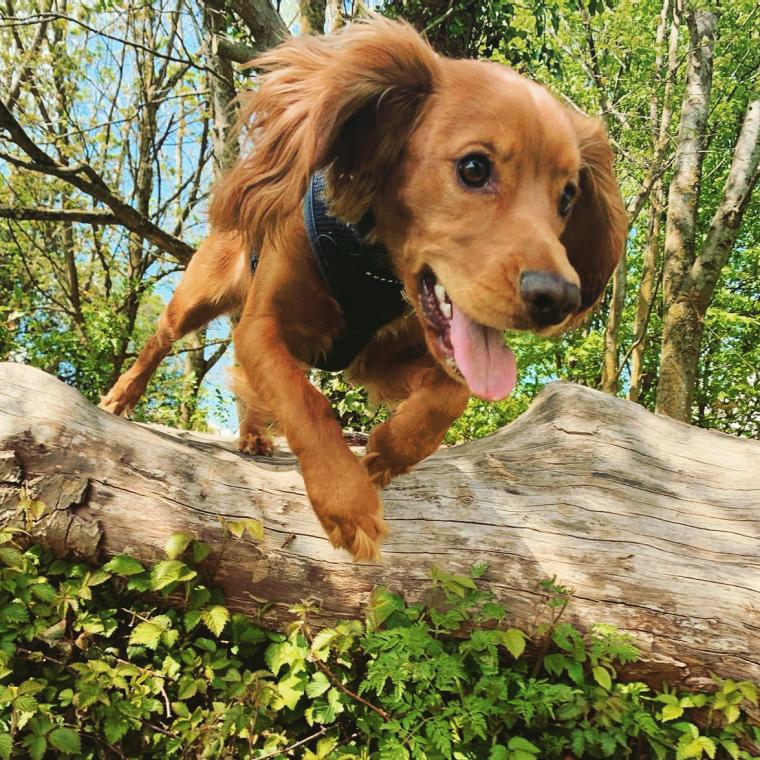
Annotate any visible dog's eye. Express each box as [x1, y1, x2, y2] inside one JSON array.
[[559, 183, 577, 216], [457, 154, 491, 188]]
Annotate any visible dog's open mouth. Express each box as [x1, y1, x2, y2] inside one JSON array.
[[418, 267, 517, 401]]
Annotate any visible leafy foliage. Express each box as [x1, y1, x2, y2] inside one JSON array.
[[0, 528, 757, 758]]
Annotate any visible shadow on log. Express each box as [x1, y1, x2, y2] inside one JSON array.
[[1, 361, 758, 694]]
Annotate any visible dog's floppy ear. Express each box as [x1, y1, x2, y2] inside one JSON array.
[[560, 115, 627, 313], [209, 17, 439, 249]]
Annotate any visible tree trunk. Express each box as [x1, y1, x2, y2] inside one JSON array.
[[657, 89, 759, 421], [204, 0, 239, 175], [599, 256, 625, 394], [627, 191, 661, 403], [655, 10, 716, 420], [299, 0, 327, 34], [628, 0, 679, 403], [1, 362, 758, 696]]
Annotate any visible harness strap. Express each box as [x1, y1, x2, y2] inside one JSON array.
[[248, 174, 408, 371], [302, 173, 407, 371]]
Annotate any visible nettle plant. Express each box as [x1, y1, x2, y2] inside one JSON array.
[[0, 524, 758, 759]]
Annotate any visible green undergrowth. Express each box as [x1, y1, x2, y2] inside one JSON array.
[[0, 526, 758, 760]]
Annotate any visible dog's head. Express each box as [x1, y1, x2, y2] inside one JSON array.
[[211, 17, 627, 401]]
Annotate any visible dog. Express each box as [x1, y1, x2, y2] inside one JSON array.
[[100, 17, 626, 561]]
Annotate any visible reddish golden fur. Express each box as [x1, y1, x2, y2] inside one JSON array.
[[101, 18, 626, 561]]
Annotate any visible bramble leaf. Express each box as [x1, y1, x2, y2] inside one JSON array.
[[129, 621, 163, 649], [103, 554, 145, 576], [201, 605, 229, 637], [501, 628, 526, 659], [165, 532, 192, 560], [48, 727, 81, 755]]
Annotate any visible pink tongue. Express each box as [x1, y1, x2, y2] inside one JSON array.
[[450, 304, 517, 401]]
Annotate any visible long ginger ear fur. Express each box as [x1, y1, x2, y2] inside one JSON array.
[[561, 115, 627, 316], [209, 17, 440, 250]]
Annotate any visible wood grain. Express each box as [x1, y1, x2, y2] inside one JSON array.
[[1, 361, 758, 692]]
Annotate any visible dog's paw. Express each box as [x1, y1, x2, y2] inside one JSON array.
[[319, 490, 388, 562], [362, 450, 408, 489], [98, 392, 133, 417], [238, 432, 274, 457]]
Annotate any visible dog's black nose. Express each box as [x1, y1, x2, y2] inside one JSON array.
[[520, 271, 581, 327]]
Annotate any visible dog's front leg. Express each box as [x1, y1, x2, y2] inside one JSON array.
[[234, 315, 387, 561], [363, 363, 470, 488]]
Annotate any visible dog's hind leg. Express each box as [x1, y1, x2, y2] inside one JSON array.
[[228, 366, 275, 456], [100, 232, 250, 416]]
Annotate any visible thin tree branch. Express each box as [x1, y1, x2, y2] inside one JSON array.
[[0, 101, 194, 264], [0, 206, 119, 224]]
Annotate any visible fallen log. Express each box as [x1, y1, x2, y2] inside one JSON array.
[[0, 361, 758, 694]]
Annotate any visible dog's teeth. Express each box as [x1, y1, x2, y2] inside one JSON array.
[[433, 283, 452, 319]]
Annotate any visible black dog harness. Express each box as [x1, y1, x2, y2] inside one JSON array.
[[251, 173, 407, 371]]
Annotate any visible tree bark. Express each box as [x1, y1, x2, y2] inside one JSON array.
[[204, 0, 239, 175], [599, 256, 625, 394], [628, 0, 680, 403], [627, 191, 661, 403], [228, 0, 288, 51], [1, 362, 758, 695], [596, 0, 677, 394], [299, 0, 327, 34], [656, 93, 759, 422], [655, 10, 716, 420]]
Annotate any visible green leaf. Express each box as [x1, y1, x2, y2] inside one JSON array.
[[738, 681, 757, 704], [592, 665, 612, 690], [724, 704, 740, 724], [150, 560, 196, 590], [565, 660, 585, 686], [508, 736, 540, 754], [184, 609, 202, 632], [162, 655, 181, 679], [201, 605, 229, 637], [310, 629, 338, 658], [471, 561, 489, 578], [662, 704, 684, 721], [226, 519, 263, 540], [679, 736, 716, 759], [126, 572, 152, 592], [543, 653, 566, 676], [178, 676, 198, 700], [86, 569, 111, 586], [48, 727, 81, 755], [720, 739, 740, 760], [488, 746, 507, 760], [14, 694, 38, 713], [103, 554, 145, 576], [0, 546, 24, 569], [129, 621, 164, 650], [191, 541, 211, 563], [275, 672, 306, 710], [104, 715, 130, 744], [22, 733, 46, 760], [31, 582, 57, 602], [367, 587, 403, 629], [165, 532, 192, 560], [501, 628, 526, 659], [0, 733, 10, 760], [1, 601, 28, 624], [305, 671, 330, 699], [451, 574, 478, 590]]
